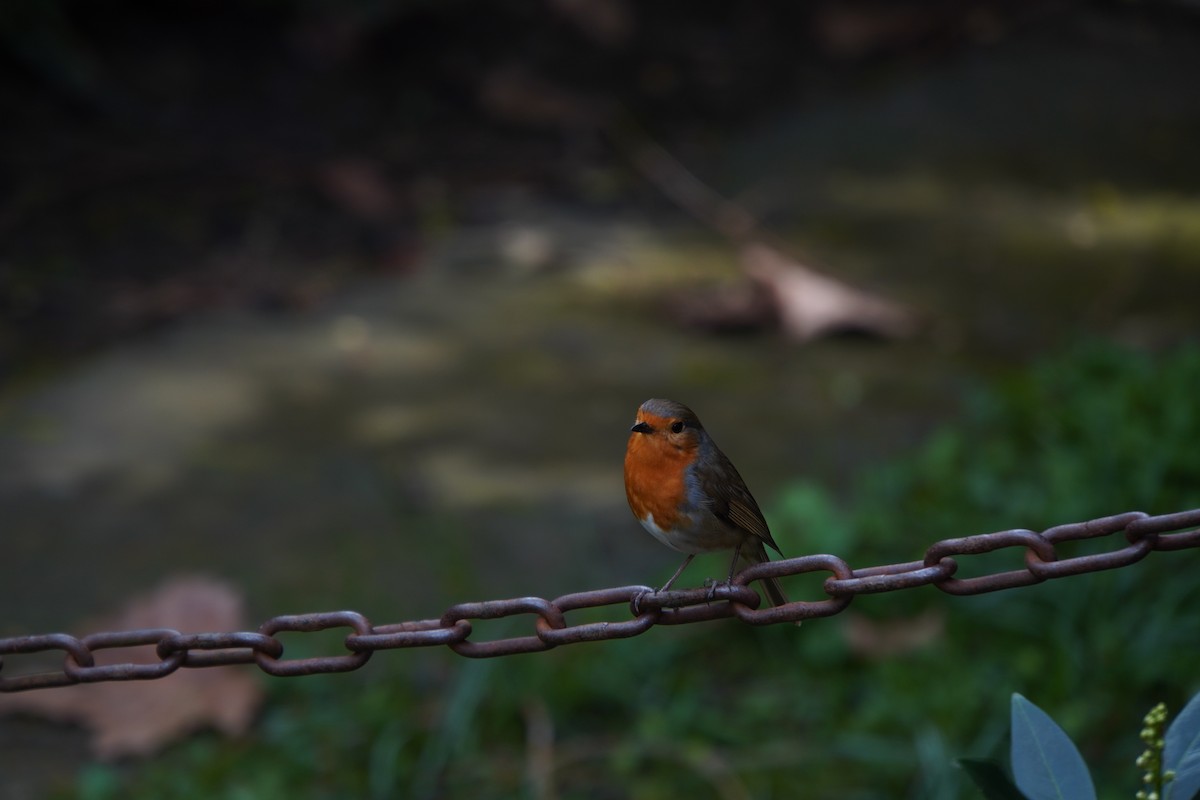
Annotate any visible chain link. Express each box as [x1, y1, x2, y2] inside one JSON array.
[[2, 507, 1197, 692]]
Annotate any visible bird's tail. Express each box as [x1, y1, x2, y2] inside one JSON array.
[[761, 574, 791, 609], [740, 541, 793, 611]]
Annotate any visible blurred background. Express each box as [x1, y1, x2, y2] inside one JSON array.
[[1, 1, 1199, 797]]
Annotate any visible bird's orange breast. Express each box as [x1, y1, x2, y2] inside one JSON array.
[[624, 431, 695, 533]]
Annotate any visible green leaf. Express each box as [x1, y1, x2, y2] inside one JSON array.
[[1010, 693, 1096, 800], [1166, 691, 1200, 800], [957, 758, 1025, 800]]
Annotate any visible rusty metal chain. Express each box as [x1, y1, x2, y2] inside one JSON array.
[[2, 508, 1198, 692]]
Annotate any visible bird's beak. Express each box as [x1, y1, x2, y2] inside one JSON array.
[[630, 421, 651, 434]]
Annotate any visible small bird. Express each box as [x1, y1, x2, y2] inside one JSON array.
[[624, 398, 790, 607]]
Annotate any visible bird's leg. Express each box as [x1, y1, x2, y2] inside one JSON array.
[[659, 554, 695, 593], [726, 540, 744, 585], [634, 554, 695, 615], [704, 541, 744, 601]]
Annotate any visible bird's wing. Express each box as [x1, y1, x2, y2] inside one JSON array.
[[703, 449, 783, 555]]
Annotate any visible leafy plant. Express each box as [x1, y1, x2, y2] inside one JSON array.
[[961, 693, 1200, 800]]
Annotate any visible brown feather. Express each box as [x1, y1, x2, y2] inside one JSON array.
[[703, 448, 782, 554], [738, 539, 791, 609]]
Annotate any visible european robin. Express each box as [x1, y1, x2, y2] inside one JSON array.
[[624, 398, 790, 607]]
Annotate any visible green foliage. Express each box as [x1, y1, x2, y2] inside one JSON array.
[[1164, 693, 1200, 800], [60, 341, 1200, 799], [851, 341, 1200, 548], [962, 693, 1200, 800], [1010, 693, 1096, 800], [958, 758, 1026, 800]]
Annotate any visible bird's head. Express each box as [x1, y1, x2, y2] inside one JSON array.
[[628, 398, 705, 452]]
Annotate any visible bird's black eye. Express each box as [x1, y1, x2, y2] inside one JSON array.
[[670, 420, 685, 434]]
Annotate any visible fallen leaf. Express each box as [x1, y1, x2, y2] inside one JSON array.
[[740, 242, 915, 341], [0, 576, 262, 759]]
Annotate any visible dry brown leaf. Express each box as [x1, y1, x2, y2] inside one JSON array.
[[740, 242, 915, 341], [841, 608, 945, 659], [0, 576, 262, 760]]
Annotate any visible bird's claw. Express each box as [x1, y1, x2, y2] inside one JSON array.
[[702, 577, 733, 602], [632, 589, 655, 616]]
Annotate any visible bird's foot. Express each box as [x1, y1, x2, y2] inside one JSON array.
[[632, 588, 657, 616], [702, 577, 733, 602]]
